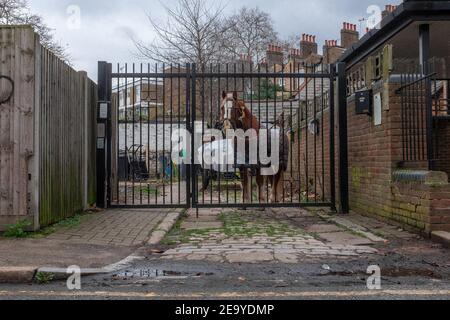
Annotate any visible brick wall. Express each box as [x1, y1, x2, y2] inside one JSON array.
[[391, 175, 450, 233], [289, 75, 450, 235], [435, 119, 450, 180], [346, 83, 395, 220]]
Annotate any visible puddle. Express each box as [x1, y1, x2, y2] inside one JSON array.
[[112, 269, 214, 280]]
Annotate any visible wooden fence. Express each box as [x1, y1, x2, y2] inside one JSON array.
[[0, 26, 97, 230]]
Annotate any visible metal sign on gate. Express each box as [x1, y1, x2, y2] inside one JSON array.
[[98, 61, 341, 211]]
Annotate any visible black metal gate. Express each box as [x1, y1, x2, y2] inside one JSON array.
[[98, 61, 339, 210]]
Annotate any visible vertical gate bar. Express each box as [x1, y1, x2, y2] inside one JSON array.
[[297, 62, 302, 204], [249, 62, 254, 204], [131, 63, 136, 205], [191, 63, 197, 208], [116, 64, 120, 205], [170, 64, 174, 205], [139, 63, 143, 204], [313, 63, 317, 202], [329, 64, 336, 212], [281, 63, 286, 203], [178, 63, 182, 205], [305, 64, 309, 203], [210, 64, 213, 205], [274, 63, 278, 203], [147, 63, 151, 205], [106, 63, 112, 207], [201, 67, 205, 205], [400, 72, 405, 162], [265, 65, 269, 203], [234, 63, 238, 204], [321, 64, 325, 203], [408, 69, 413, 161], [162, 63, 166, 205], [124, 63, 128, 205], [289, 63, 294, 204], [217, 64, 222, 205], [155, 63, 159, 205], [337, 62, 349, 214], [186, 63, 191, 208], [225, 63, 229, 205]]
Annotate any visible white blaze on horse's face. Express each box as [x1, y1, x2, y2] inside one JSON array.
[[223, 93, 234, 121]]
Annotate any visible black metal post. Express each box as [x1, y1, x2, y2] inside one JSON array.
[[185, 64, 192, 208], [419, 24, 434, 170], [191, 63, 197, 209], [329, 65, 337, 212], [337, 62, 349, 214], [97, 61, 112, 208]]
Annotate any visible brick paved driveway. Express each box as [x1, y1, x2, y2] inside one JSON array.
[[46, 209, 168, 246]]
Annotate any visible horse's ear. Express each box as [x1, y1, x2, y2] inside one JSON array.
[[233, 91, 238, 101], [222, 91, 226, 99]]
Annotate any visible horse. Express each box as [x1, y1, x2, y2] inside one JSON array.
[[219, 91, 290, 204]]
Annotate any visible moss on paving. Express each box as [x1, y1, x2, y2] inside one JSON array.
[[162, 210, 314, 245]]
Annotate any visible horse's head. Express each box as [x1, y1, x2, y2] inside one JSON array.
[[219, 91, 247, 131]]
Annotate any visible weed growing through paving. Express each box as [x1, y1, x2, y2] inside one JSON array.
[[1, 214, 87, 239], [35, 272, 55, 284], [3, 219, 32, 238]]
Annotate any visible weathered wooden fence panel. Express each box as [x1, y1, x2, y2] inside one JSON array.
[[0, 26, 97, 230], [0, 26, 36, 229]]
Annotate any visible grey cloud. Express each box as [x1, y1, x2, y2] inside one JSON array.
[[29, 0, 402, 79]]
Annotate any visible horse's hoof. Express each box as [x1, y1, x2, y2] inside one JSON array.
[[238, 207, 248, 211]]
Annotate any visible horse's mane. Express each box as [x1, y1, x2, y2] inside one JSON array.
[[237, 100, 261, 132]]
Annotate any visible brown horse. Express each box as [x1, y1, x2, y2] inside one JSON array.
[[220, 91, 289, 204]]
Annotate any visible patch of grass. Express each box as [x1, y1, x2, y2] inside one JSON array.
[[135, 186, 160, 196], [35, 272, 54, 284], [3, 219, 32, 238]]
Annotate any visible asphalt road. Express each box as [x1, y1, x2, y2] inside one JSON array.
[[1, 259, 449, 300]]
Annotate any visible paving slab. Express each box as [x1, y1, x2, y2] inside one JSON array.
[[306, 224, 342, 233], [318, 232, 374, 246]]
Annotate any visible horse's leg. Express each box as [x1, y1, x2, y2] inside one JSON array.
[[240, 168, 250, 204], [270, 172, 284, 203], [256, 173, 266, 203]]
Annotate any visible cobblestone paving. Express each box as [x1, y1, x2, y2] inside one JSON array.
[[46, 209, 168, 247], [160, 208, 380, 264]]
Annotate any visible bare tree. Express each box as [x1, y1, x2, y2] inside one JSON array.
[[222, 7, 278, 64], [0, 0, 70, 62], [133, 0, 230, 69]]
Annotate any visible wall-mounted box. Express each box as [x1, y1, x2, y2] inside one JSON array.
[[355, 90, 372, 115]]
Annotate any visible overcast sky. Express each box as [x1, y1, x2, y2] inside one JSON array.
[[28, 0, 402, 79]]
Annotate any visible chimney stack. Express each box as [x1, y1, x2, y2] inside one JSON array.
[[382, 4, 398, 19], [341, 22, 359, 49], [323, 40, 344, 64], [266, 44, 284, 66], [300, 34, 318, 59]]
